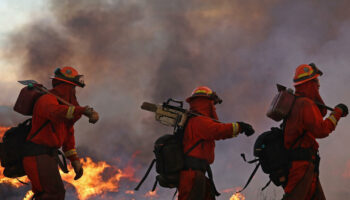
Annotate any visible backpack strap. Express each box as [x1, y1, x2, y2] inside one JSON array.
[[184, 139, 204, 155], [29, 120, 50, 141], [236, 162, 261, 193], [206, 164, 221, 196], [261, 179, 272, 191], [289, 130, 307, 149], [134, 159, 156, 191]]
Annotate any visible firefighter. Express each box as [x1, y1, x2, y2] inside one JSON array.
[[178, 86, 255, 200], [22, 67, 99, 200], [283, 63, 348, 200]]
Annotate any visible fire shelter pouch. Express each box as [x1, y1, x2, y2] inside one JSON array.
[[14, 86, 45, 116], [267, 89, 296, 122]]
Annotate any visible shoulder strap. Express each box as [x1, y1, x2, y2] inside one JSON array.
[[184, 139, 204, 155], [236, 162, 261, 193], [181, 115, 205, 155], [289, 130, 307, 149], [134, 159, 156, 191], [29, 120, 50, 141]]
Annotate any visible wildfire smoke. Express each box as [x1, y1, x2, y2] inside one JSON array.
[[342, 160, 350, 179]]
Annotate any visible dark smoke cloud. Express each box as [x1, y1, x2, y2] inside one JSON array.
[[2, 0, 350, 199], [0, 106, 25, 126]]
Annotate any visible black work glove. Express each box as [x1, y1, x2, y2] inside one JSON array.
[[72, 160, 84, 180], [335, 103, 348, 117], [237, 122, 255, 136], [83, 106, 100, 124]]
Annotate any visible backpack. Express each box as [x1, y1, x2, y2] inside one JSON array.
[[1, 119, 49, 178], [135, 98, 207, 192], [0, 84, 48, 178], [253, 127, 290, 187], [134, 119, 204, 192], [239, 121, 312, 193]]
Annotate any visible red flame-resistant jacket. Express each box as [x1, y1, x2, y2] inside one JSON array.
[[284, 97, 341, 150], [27, 83, 86, 161], [183, 98, 239, 164], [284, 80, 343, 196], [178, 98, 240, 200]]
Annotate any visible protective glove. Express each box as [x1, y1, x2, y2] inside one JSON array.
[[335, 104, 348, 117], [72, 160, 84, 180], [237, 122, 255, 136], [83, 106, 100, 124]]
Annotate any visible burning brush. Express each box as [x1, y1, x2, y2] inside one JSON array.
[[0, 156, 137, 200]]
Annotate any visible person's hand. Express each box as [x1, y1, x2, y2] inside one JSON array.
[[88, 111, 99, 124], [237, 122, 255, 136], [72, 160, 83, 180], [335, 104, 348, 117], [83, 106, 99, 124]]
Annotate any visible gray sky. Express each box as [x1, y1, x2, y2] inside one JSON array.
[[0, 0, 47, 83]]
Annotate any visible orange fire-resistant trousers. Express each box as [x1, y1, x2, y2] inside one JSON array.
[[23, 154, 65, 200], [283, 162, 326, 200], [178, 169, 215, 200]]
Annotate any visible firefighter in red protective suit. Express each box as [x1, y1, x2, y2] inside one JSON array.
[[22, 67, 99, 200], [178, 86, 255, 200], [283, 63, 348, 200]]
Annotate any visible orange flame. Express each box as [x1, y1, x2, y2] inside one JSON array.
[[125, 190, 135, 194], [1, 156, 136, 200], [230, 192, 246, 200], [23, 190, 34, 200], [145, 190, 158, 199], [0, 126, 10, 142], [0, 168, 29, 188], [221, 187, 246, 200], [61, 157, 135, 200]]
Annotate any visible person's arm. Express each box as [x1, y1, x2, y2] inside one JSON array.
[[62, 126, 79, 161], [193, 117, 241, 140], [302, 100, 343, 138], [63, 126, 84, 180], [37, 95, 86, 123]]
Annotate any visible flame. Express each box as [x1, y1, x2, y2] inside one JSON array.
[[230, 192, 246, 200], [0, 168, 29, 188], [23, 190, 34, 200], [61, 157, 135, 200], [145, 190, 158, 198], [0, 156, 136, 200], [221, 187, 246, 200], [125, 190, 135, 194], [0, 126, 10, 142]]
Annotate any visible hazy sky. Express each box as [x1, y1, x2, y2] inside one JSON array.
[[0, 0, 46, 81]]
